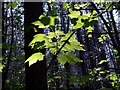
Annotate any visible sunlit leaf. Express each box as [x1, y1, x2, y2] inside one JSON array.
[[60, 32, 76, 42], [32, 21, 46, 28], [98, 37, 103, 42], [48, 32, 56, 38], [73, 17, 84, 29], [68, 11, 80, 19], [98, 60, 107, 64], [0, 57, 2, 61], [32, 21, 41, 26], [25, 52, 44, 66], [49, 16, 58, 26], [0, 63, 3, 72], [29, 34, 46, 48], [58, 52, 82, 65], [86, 26, 94, 33], [55, 30, 65, 35], [113, 49, 118, 53], [74, 3, 87, 9], [63, 3, 70, 10], [69, 41, 85, 51]]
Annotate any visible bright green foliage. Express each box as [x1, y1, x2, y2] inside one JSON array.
[[68, 11, 80, 19], [6, 2, 20, 9], [32, 15, 57, 28], [32, 21, 46, 28], [98, 60, 107, 65], [98, 34, 107, 42], [113, 49, 118, 53], [25, 2, 97, 66], [57, 52, 82, 65], [0, 63, 3, 72], [106, 73, 118, 87], [25, 52, 44, 66], [74, 3, 88, 10], [86, 26, 94, 33], [63, 3, 70, 10], [29, 34, 47, 50], [27, 30, 84, 65], [24, 2, 120, 89], [59, 32, 85, 52]]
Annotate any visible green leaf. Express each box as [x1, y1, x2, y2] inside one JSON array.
[[58, 52, 82, 65], [86, 26, 94, 33], [98, 37, 103, 42], [33, 41, 46, 50], [101, 35, 107, 40], [29, 34, 46, 48], [60, 32, 76, 42], [32, 21, 46, 28], [74, 3, 87, 9], [49, 46, 58, 54], [32, 21, 41, 26], [74, 4, 81, 9], [98, 60, 107, 65], [88, 34, 92, 38], [73, 22, 84, 30], [63, 3, 70, 10], [6, 2, 11, 9], [11, 2, 17, 8], [99, 71, 105, 74], [73, 16, 84, 29], [25, 52, 44, 66], [55, 30, 65, 35], [0, 57, 2, 61], [71, 18, 78, 25], [69, 41, 85, 51], [57, 53, 67, 64], [49, 16, 58, 26], [68, 11, 80, 19], [62, 44, 75, 51], [40, 16, 50, 26], [110, 74, 117, 81], [48, 32, 56, 38], [48, 8, 58, 16], [113, 49, 118, 53], [0, 63, 3, 72]]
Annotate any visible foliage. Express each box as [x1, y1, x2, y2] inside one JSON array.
[[22, 1, 120, 89]]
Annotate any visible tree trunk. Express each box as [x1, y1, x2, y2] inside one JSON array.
[[24, 2, 48, 90]]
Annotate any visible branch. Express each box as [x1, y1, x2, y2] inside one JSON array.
[[110, 10, 120, 46], [93, 3, 113, 18], [90, 2, 120, 53], [46, 30, 76, 70]]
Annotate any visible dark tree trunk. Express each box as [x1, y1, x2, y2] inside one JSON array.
[[24, 2, 48, 90]]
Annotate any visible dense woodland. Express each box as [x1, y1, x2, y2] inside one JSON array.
[[1, 1, 120, 90]]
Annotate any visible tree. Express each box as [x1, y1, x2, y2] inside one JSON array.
[[2, 1, 120, 90], [24, 2, 48, 90]]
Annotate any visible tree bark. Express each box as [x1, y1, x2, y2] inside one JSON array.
[[24, 2, 48, 90]]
